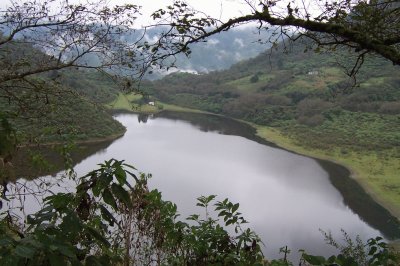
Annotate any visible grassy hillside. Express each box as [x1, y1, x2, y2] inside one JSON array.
[[150, 42, 400, 218], [107, 92, 208, 114]]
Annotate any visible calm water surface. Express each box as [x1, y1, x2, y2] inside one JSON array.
[[69, 112, 395, 260], [11, 112, 400, 261]]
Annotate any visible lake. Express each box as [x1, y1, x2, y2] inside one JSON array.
[[8, 111, 400, 261]]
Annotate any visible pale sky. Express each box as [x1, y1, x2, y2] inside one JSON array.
[[0, 0, 324, 28], [129, 0, 249, 26], [0, 0, 249, 27]]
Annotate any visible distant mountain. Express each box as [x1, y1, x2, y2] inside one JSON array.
[[171, 28, 272, 73], [1, 24, 270, 80], [127, 27, 272, 79]]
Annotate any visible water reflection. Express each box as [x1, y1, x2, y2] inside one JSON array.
[[319, 160, 400, 239], [8, 111, 400, 261], [12, 138, 118, 180], [158, 111, 400, 239], [67, 112, 397, 261], [138, 113, 152, 123]]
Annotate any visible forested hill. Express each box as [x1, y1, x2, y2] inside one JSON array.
[[150, 42, 400, 152], [0, 40, 125, 144]]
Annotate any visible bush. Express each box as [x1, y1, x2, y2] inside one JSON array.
[[297, 98, 333, 117], [250, 74, 259, 83], [157, 103, 164, 110], [265, 95, 292, 106], [379, 101, 400, 114], [297, 114, 325, 127]]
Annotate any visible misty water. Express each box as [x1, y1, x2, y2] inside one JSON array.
[[11, 112, 400, 261]]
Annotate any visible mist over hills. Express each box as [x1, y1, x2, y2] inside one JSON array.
[[121, 26, 272, 79], [164, 27, 271, 74]]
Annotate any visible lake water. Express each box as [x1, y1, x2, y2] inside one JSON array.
[[8, 112, 400, 261]]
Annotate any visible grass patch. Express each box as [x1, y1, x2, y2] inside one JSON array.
[[107, 92, 159, 113], [162, 103, 209, 113], [107, 92, 136, 110], [107, 93, 208, 114], [226, 73, 274, 92]]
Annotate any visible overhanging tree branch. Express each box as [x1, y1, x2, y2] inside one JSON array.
[[155, 0, 400, 68]]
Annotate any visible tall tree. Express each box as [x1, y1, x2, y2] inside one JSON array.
[[1, 0, 147, 83], [0, 0, 185, 149]]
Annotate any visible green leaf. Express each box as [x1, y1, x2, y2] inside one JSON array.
[[48, 252, 68, 266], [46, 193, 73, 210], [60, 213, 81, 236], [52, 243, 76, 258], [115, 167, 127, 185], [369, 246, 377, 256], [93, 173, 113, 197], [226, 220, 234, 226], [19, 237, 44, 250], [327, 255, 336, 263], [85, 226, 110, 248], [85, 256, 102, 266], [232, 203, 239, 213], [302, 254, 326, 265], [122, 163, 136, 170], [126, 170, 139, 183], [111, 183, 132, 208], [0, 237, 14, 246], [14, 244, 36, 258], [102, 189, 117, 210], [99, 205, 116, 226]]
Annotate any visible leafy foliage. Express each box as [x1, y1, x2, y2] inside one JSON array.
[[0, 159, 264, 265], [302, 235, 398, 266]]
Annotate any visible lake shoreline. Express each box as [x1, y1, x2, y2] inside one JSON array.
[[126, 105, 400, 222], [17, 130, 126, 149], [253, 124, 400, 222], [107, 101, 400, 232], [15, 107, 398, 254], [151, 110, 400, 240]]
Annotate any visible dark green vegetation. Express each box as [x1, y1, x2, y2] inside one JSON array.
[[151, 45, 400, 145], [151, 45, 400, 153], [0, 41, 126, 147]]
